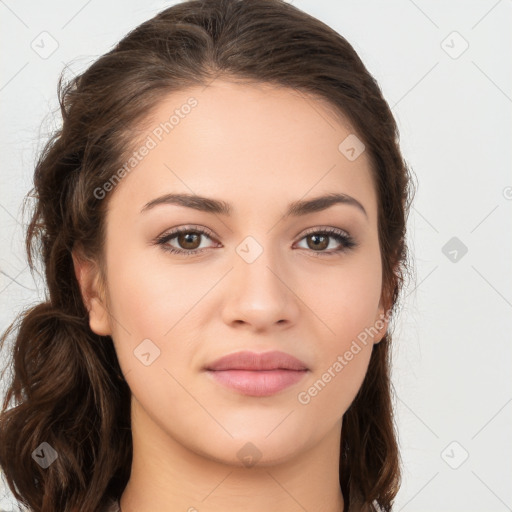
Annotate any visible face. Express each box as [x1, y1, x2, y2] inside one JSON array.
[[76, 79, 388, 467]]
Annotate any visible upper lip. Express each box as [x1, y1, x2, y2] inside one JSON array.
[[204, 350, 309, 371]]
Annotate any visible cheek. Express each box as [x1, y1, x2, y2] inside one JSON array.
[[104, 253, 203, 414], [296, 343, 373, 427], [296, 252, 381, 410], [105, 243, 200, 334], [103, 243, 223, 383], [301, 249, 383, 342], [296, 260, 380, 411]]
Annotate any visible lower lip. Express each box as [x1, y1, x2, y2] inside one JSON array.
[[206, 369, 308, 397]]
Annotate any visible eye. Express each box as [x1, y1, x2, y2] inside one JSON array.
[[294, 227, 356, 256], [154, 225, 357, 257], [154, 225, 219, 257]]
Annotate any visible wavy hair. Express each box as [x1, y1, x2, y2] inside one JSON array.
[[0, 0, 415, 510]]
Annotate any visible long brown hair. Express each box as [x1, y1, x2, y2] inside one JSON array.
[[0, 1, 415, 510]]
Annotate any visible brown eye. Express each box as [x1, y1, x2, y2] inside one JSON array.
[[177, 232, 202, 250], [295, 228, 356, 255], [306, 234, 329, 251], [155, 226, 217, 256], [155, 226, 356, 257]]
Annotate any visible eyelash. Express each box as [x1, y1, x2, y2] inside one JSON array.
[[154, 225, 357, 258]]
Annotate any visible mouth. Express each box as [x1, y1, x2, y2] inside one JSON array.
[[204, 350, 310, 397], [205, 368, 309, 397]]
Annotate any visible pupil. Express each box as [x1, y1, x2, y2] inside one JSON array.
[[181, 232, 199, 248], [310, 234, 327, 250]]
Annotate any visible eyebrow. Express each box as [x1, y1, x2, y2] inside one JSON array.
[[140, 192, 367, 219]]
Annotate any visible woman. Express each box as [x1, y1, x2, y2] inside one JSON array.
[[0, 0, 414, 510]]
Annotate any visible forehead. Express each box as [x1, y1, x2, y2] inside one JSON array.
[[106, 79, 377, 222]]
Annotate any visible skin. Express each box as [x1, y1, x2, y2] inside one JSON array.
[[73, 79, 389, 512]]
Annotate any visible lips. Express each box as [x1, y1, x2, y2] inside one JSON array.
[[204, 350, 309, 371], [204, 350, 309, 397]]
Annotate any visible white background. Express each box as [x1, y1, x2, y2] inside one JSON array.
[[1, 1, 511, 511]]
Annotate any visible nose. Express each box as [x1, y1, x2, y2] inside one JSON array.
[[220, 240, 300, 333]]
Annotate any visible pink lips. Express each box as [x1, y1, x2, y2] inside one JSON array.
[[204, 350, 309, 397]]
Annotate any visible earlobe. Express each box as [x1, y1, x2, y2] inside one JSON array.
[[88, 296, 112, 336], [72, 249, 112, 337], [373, 302, 390, 345]]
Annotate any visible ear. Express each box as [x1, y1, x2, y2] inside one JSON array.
[[72, 248, 112, 337], [372, 298, 390, 345]]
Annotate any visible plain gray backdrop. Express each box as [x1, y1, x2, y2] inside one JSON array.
[[1, 1, 511, 511]]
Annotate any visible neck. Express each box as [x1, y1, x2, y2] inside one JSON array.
[[119, 397, 345, 512]]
